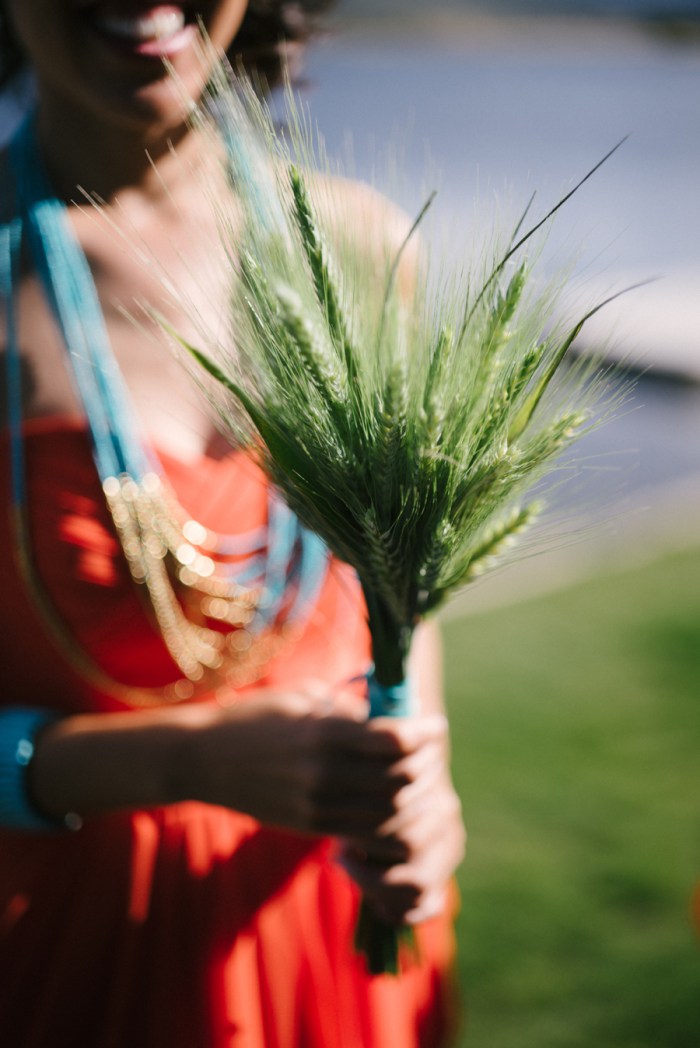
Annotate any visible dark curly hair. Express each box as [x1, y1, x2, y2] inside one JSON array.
[[0, 1, 335, 89]]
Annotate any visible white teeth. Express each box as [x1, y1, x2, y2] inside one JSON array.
[[95, 10, 186, 42]]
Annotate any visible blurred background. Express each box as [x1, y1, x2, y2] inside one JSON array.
[[2, 2, 698, 1044], [303, 2, 699, 1046]]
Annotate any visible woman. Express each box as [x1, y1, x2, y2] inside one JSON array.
[[0, 3, 465, 1044]]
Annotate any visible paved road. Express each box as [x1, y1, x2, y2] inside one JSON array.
[[304, 18, 700, 380]]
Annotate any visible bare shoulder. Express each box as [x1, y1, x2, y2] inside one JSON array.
[[312, 173, 409, 232], [308, 172, 420, 294]]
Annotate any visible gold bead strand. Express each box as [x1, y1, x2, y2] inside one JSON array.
[[104, 475, 225, 681]]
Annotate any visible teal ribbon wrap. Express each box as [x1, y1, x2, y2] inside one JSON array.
[[366, 673, 412, 719]]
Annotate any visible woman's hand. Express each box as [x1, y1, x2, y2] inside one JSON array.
[[176, 686, 451, 842], [339, 716, 465, 926], [182, 686, 464, 926]]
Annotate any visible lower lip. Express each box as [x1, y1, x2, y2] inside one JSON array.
[[88, 17, 198, 59]]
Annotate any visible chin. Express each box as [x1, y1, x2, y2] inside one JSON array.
[[73, 48, 215, 139]]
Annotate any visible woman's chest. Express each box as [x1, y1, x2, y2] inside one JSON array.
[[2, 208, 232, 462]]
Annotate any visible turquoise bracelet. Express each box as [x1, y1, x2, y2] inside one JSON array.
[[0, 708, 80, 832]]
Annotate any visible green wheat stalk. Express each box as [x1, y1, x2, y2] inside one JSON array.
[[160, 49, 628, 974]]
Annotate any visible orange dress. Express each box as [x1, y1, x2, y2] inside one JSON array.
[[0, 418, 456, 1048]]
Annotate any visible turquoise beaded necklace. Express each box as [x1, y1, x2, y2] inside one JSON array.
[[2, 115, 329, 700]]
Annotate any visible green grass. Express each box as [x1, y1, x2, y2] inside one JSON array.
[[442, 547, 700, 1048]]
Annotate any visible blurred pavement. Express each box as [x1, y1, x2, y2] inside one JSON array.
[[306, 13, 700, 381]]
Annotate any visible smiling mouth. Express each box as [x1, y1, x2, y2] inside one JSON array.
[[87, 5, 197, 54]]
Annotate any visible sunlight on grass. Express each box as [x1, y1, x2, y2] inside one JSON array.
[[443, 547, 700, 1048]]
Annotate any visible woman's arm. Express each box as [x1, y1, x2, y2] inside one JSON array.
[[410, 618, 444, 715], [28, 703, 209, 821], [28, 687, 448, 838]]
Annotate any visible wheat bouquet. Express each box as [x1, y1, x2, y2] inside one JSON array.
[[161, 56, 624, 973]]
